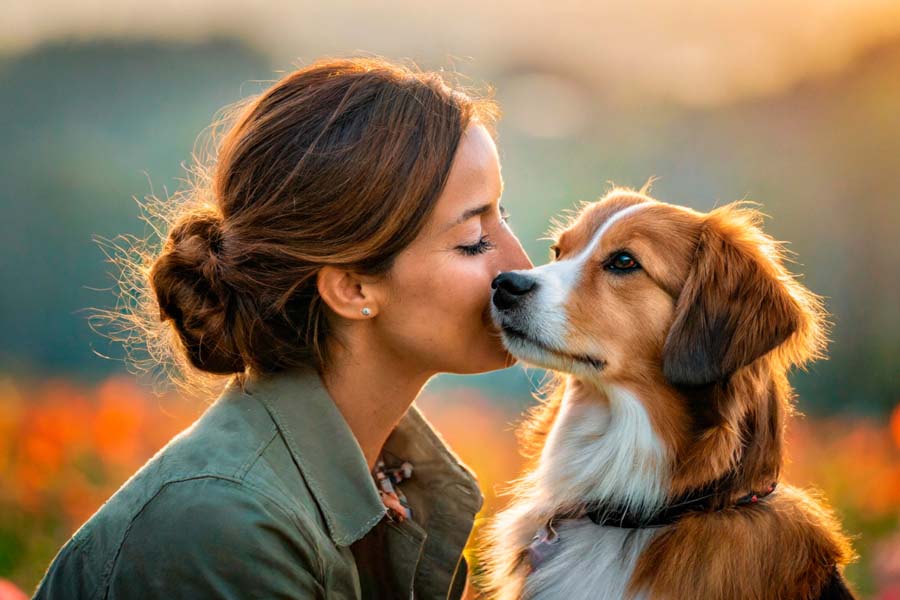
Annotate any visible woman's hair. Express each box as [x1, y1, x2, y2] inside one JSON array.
[[93, 57, 498, 395]]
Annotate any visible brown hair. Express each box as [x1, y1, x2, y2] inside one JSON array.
[[93, 57, 498, 395]]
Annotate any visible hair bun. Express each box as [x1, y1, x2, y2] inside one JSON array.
[[149, 208, 245, 374]]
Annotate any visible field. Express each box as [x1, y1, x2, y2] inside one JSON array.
[[0, 375, 897, 598]]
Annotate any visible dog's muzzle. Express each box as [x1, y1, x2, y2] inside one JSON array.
[[491, 272, 538, 311]]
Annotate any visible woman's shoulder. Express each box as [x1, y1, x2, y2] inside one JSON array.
[[34, 475, 327, 599], [108, 476, 327, 596], [32, 391, 330, 599], [126, 475, 327, 552]]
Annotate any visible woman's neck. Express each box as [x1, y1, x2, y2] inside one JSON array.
[[321, 342, 433, 471]]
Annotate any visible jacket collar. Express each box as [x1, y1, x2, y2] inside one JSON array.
[[241, 367, 483, 547]]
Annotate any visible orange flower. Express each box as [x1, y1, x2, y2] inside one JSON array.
[[93, 376, 148, 467], [0, 578, 28, 600]]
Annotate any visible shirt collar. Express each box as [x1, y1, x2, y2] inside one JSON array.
[[240, 367, 483, 547]]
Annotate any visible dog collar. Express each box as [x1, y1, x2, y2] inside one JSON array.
[[584, 481, 778, 528], [526, 481, 778, 573]]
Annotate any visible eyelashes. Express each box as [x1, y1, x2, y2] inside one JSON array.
[[457, 204, 509, 256], [457, 235, 496, 256]]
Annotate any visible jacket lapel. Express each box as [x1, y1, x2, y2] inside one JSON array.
[[244, 368, 484, 598]]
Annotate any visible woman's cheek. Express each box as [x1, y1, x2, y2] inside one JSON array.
[[454, 257, 493, 302], [458, 261, 496, 340]]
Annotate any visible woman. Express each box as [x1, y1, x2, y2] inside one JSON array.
[[33, 57, 532, 599]]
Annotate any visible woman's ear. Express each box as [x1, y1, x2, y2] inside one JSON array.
[[662, 203, 826, 387], [316, 266, 380, 320]]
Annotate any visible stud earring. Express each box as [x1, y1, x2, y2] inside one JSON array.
[[361, 307, 372, 317]]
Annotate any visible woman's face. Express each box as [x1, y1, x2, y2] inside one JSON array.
[[372, 123, 533, 375]]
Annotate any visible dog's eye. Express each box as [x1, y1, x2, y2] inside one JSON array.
[[550, 245, 561, 260], [606, 252, 640, 272]]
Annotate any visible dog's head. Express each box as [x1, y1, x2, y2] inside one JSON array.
[[492, 188, 827, 387]]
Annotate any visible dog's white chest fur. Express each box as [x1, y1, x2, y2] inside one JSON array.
[[488, 381, 669, 599], [535, 382, 668, 513], [523, 519, 656, 600]]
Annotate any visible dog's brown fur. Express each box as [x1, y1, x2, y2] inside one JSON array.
[[478, 188, 856, 599]]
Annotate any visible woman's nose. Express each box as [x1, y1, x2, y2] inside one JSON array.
[[498, 228, 533, 271]]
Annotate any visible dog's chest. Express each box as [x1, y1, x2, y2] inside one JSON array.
[[522, 518, 657, 600]]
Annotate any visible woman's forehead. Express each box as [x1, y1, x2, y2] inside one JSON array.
[[429, 124, 503, 232]]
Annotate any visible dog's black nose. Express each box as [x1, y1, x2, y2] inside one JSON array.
[[492, 272, 537, 310]]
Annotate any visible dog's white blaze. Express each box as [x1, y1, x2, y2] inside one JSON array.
[[526, 201, 651, 346], [518, 259, 579, 347], [531, 381, 669, 514]]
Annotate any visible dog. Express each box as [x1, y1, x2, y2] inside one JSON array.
[[479, 188, 856, 599]]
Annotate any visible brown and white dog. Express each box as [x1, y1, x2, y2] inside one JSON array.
[[480, 188, 856, 600]]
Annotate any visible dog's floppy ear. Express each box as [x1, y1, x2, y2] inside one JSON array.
[[662, 203, 827, 387]]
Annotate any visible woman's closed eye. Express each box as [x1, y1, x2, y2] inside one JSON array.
[[454, 203, 508, 256], [456, 234, 496, 256]]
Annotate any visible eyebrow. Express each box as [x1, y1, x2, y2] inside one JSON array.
[[453, 203, 493, 227], [444, 178, 505, 232], [444, 177, 506, 231]]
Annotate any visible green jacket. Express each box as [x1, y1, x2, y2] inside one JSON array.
[[33, 368, 485, 599]]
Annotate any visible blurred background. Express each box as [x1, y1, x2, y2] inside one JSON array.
[[1, 1, 898, 597]]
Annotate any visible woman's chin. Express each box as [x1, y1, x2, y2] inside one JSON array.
[[443, 328, 521, 374], [478, 340, 520, 372]]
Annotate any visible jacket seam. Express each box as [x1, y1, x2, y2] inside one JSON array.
[[257, 395, 384, 546], [241, 448, 332, 578], [234, 423, 279, 480], [102, 474, 327, 598], [226, 476, 329, 582], [407, 406, 484, 502], [101, 474, 240, 600], [447, 554, 467, 600]]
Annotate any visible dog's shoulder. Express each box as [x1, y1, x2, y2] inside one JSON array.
[[629, 484, 856, 600]]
